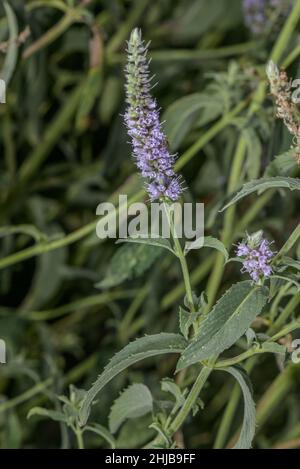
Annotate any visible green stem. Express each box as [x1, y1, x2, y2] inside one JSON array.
[[269, 292, 300, 334], [256, 364, 296, 428], [268, 320, 300, 342], [273, 223, 300, 263], [206, 138, 247, 309], [164, 203, 196, 313], [0, 378, 53, 414], [106, 0, 149, 55], [213, 383, 240, 449], [0, 190, 143, 271], [168, 366, 212, 435], [161, 255, 214, 310], [269, 282, 292, 322], [18, 82, 84, 184], [23, 8, 81, 60], [109, 41, 262, 64], [236, 191, 274, 233], [0, 353, 97, 415], [282, 42, 300, 68], [174, 237, 196, 313], [75, 427, 84, 449], [214, 347, 264, 368], [269, 1, 300, 64], [23, 290, 137, 321]]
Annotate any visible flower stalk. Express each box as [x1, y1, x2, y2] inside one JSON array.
[[125, 28, 182, 201]]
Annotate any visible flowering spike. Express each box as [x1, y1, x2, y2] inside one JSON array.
[[236, 232, 274, 283], [243, 0, 293, 36], [124, 28, 182, 202]]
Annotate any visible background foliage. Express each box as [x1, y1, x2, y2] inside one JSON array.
[[0, 0, 300, 449]]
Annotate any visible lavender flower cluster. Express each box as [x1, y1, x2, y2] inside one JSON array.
[[124, 29, 182, 202], [243, 0, 293, 36], [236, 233, 274, 282]]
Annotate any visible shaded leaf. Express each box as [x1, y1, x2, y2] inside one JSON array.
[[163, 93, 222, 150], [116, 236, 175, 255], [109, 384, 153, 434], [85, 423, 116, 449], [185, 236, 228, 261], [264, 150, 297, 177], [27, 407, 68, 424], [96, 242, 162, 289], [177, 281, 268, 370], [216, 366, 256, 449], [79, 333, 187, 425], [221, 177, 300, 211]]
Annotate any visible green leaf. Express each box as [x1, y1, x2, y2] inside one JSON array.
[[76, 67, 103, 131], [243, 128, 262, 180], [96, 242, 162, 289], [84, 424, 116, 449], [161, 378, 185, 408], [282, 257, 300, 271], [179, 306, 193, 340], [116, 237, 175, 255], [261, 342, 286, 355], [216, 366, 256, 449], [179, 306, 200, 340], [264, 150, 297, 177], [1, 2, 18, 84], [270, 274, 300, 290], [109, 384, 153, 434], [79, 333, 187, 426], [174, 0, 231, 41], [163, 93, 222, 150], [185, 236, 228, 261], [177, 281, 268, 370], [22, 243, 67, 311], [221, 177, 300, 212], [27, 407, 68, 424]]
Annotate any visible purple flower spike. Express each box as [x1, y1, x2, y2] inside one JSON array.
[[243, 0, 293, 36], [124, 28, 182, 202], [236, 232, 274, 283]]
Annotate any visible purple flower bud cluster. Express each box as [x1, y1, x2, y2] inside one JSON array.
[[243, 0, 293, 36], [236, 235, 274, 282], [124, 28, 182, 201]]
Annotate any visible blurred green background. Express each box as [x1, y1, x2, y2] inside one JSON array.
[[0, 0, 300, 449]]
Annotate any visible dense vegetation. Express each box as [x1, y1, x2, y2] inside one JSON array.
[[0, 0, 300, 449]]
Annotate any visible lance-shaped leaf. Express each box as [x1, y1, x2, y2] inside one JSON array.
[[184, 236, 228, 261], [221, 177, 300, 212], [79, 333, 187, 426], [109, 383, 153, 434], [177, 281, 268, 370], [216, 366, 256, 449], [117, 237, 175, 255]]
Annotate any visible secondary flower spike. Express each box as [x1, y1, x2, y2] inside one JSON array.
[[235, 231, 274, 283], [124, 28, 182, 201], [243, 0, 293, 36]]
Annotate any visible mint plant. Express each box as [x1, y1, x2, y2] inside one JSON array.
[[1, 0, 300, 451], [76, 20, 300, 448]]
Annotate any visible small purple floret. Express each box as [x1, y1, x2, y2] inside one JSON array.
[[236, 235, 274, 282]]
